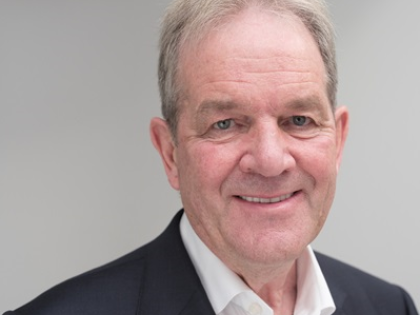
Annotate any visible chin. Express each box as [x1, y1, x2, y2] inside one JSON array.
[[230, 231, 311, 265]]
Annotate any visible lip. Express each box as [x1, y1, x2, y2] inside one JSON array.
[[235, 191, 299, 204], [232, 191, 304, 219]]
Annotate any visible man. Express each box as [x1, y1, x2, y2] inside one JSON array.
[[4, 0, 418, 314]]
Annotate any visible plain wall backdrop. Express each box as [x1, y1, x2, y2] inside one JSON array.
[[1, 0, 419, 310]]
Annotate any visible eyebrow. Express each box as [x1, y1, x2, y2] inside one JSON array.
[[194, 95, 330, 124], [283, 96, 330, 120], [194, 100, 240, 125], [196, 100, 239, 115]]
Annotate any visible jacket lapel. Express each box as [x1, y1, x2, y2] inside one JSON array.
[[329, 287, 349, 315], [137, 210, 215, 315], [315, 252, 350, 315]]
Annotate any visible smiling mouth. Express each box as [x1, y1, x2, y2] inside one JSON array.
[[237, 192, 296, 204]]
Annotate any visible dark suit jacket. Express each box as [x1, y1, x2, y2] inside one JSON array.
[[4, 211, 418, 315]]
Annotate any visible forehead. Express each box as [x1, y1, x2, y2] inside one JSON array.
[[177, 7, 327, 108]]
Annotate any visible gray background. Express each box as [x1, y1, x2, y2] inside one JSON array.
[[1, 0, 419, 310]]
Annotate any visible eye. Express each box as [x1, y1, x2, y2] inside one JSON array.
[[280, 115, 320, 138], [214, 119, 234, 130], [292, 116, 308, 126]]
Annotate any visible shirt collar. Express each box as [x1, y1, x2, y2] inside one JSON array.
[[180, 213, 336, 315], [295, 245, 336, 315]]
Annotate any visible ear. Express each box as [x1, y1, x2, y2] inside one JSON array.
[[334, 106, 349, 172], [150, 117, 180, 190]]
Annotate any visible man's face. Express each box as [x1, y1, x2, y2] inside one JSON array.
[[151, 9, 348, 269]]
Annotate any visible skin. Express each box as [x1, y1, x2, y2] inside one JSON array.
[[151, 7, 349, 314]]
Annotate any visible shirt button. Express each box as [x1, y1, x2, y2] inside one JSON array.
[[248, 302, 263, 315]]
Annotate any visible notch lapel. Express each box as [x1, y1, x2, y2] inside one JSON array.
[[137, 211, 215, 315]]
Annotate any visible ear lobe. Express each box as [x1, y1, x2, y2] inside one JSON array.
[[150, 117, 180, 190], [334, 106, 349, 172]]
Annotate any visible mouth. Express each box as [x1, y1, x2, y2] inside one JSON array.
[[236, 192, 297, 204]]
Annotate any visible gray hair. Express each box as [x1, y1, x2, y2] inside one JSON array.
[[158, 0, 337, 138]]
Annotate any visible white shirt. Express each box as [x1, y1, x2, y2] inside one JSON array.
[[180, 214, 336, 315]]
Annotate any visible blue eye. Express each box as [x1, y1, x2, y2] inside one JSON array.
[[280, 115, 320, 139], [292, 116, 307, 126], [215, 119, 233, 130]]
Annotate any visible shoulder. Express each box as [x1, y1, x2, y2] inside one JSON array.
[[316, 251, 398, 291], [9, 245, 150, 315], [5, 212, 186, 315], [315, 252, 418, 314]]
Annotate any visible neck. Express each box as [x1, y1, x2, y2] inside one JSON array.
[[235, 260, 298, 315]]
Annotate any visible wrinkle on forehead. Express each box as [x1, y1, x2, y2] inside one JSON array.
[[191, 57, 322, 93], [195, 95, 330, 123], [225, 55, 321, 74]]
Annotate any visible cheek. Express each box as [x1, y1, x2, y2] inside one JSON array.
[[181, 142, 240, 186], [298, 136, 338, 174], [294, 138, 338, 207]]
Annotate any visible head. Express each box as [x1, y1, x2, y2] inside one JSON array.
[[158, 0, 338, 139], [151, 0, 348, 274]]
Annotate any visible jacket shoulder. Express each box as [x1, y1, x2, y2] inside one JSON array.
[[315, 252, 418, 314], [5, 211, 189, 315], [9, 244, 150, 315]]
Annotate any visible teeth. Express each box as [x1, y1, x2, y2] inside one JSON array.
[[239, 193, 293, 204]]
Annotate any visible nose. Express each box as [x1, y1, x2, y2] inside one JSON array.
[[239, 123, 296, 177]]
